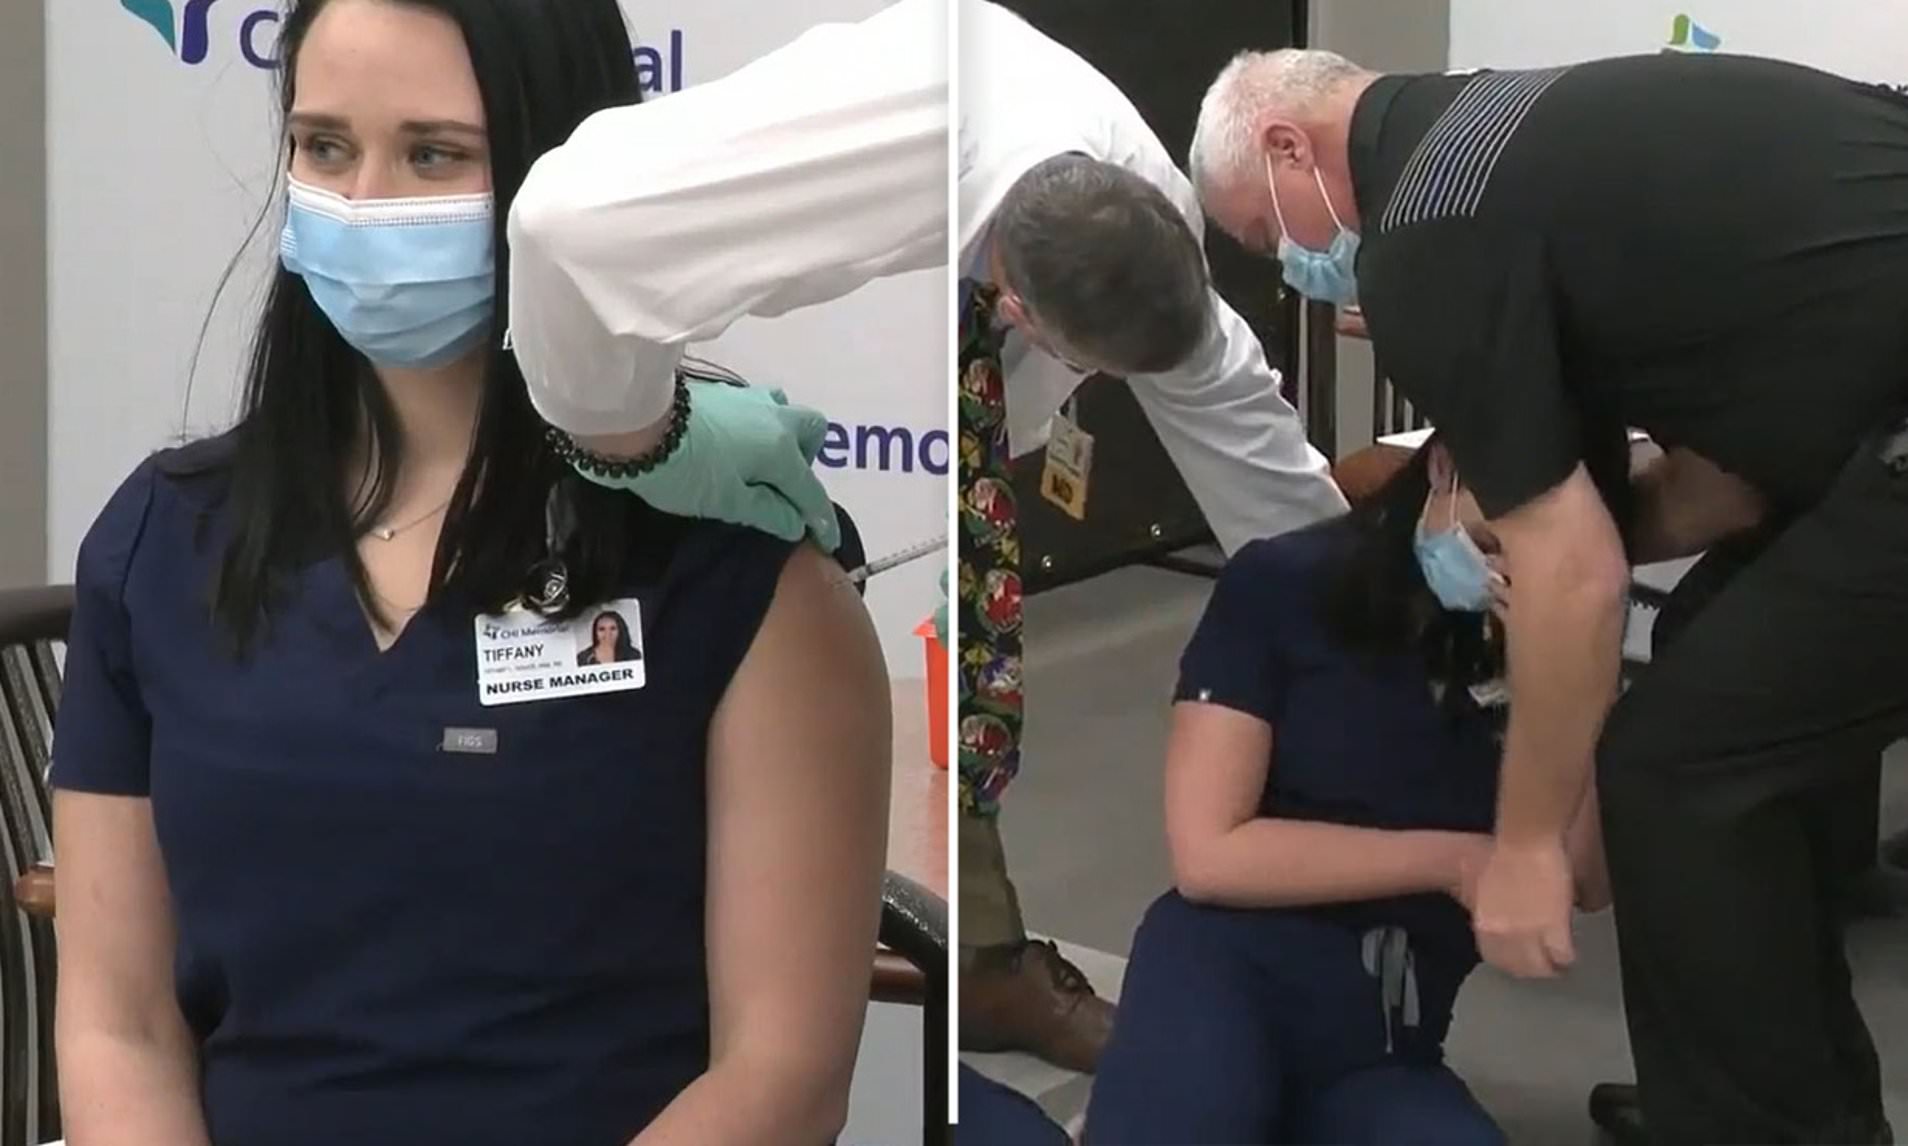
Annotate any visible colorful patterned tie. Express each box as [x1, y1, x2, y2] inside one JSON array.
[[956, 281, 1023, 816]]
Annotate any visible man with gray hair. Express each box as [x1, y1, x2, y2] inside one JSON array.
[[1188, 46, 1908, 1145], [957, 1, 1344, 1073]]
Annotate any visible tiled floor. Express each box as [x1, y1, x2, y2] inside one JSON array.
[[964, 560, 1908, 1141]]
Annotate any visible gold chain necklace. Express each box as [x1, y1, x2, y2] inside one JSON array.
[[368, 497, 452, 542]]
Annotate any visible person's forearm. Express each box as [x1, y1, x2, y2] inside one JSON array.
[[1565, 783, 1611, 912], [507, 0, 946, 438], [59, 1030, 211, 1146], [1175, 819, 1480, 908], [1497, 575, 1627, 844], [630, 1057, 847, 1146], [1628, 447, 1766, 563], [572, 406, 673, 462]]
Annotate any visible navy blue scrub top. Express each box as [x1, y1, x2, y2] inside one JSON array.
[[1173, 520, 1501, 967], [51, 444, 795, 1146]]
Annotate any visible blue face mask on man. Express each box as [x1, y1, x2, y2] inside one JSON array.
[[279, 176, 495, 369], [1413, 472, 1497, 613], [1265, 153, 1360, 307]]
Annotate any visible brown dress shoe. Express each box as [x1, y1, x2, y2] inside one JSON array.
[[960, 939, 1116, 1073]]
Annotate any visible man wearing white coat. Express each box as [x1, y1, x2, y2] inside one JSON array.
[[953, 0, 1342, 1070], [505, 0, 1344, 1072]]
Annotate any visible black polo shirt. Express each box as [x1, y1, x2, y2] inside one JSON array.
[[1351, 54, 1908, 519]]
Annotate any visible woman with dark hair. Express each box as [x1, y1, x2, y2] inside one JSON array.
[[49, 3, 890, 1144], [579, 609, 641, 666], [1083, 438, 1609, 1145]]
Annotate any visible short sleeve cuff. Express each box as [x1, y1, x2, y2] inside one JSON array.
[[47, 460, 160, 796]]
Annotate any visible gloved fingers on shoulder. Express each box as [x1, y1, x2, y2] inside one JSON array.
[[779, 403, 832, 462], [807, 500, 843, 554], [726, 483, 811, 543]]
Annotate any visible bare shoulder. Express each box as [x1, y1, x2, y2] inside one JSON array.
[[710, 542, 891, 792], [729, 543, 888, 705], [760, 544, 877, 645], [778, 541, 860, 600]]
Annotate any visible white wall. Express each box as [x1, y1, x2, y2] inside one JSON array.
[[46, 0, 946, 673], [1449, 0, 1908, 82]]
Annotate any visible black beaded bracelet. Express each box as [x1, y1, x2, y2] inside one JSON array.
[[545, 374, 693, 480]]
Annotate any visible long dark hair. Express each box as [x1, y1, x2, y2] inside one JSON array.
[[589, 610, 638, 661], [1316, 438, 1502, 713], [165, 0, 646, 654]]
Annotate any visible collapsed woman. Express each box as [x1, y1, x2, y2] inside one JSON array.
[[1086, 441, 1608, 1145]]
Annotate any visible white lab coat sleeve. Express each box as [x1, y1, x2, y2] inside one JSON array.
[[1126, 291, 1348, 555], [507, 0, 949, 436]]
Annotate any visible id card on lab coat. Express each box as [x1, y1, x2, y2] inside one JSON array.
[[475, 598, 646, 706], [1041, 412, 1095, 521]]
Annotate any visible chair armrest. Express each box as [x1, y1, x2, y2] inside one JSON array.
[[0, 585, 75, 647], [15, 861, 54, 918], [868, 871, 946, 1006], [875, 870, 945, 1002], [1330, 443, 1415, 507], [871, 949, 927, 1004], [878, 871, 946, 968]]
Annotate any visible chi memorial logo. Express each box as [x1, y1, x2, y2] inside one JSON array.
[[1664, 13, 1722, 53]]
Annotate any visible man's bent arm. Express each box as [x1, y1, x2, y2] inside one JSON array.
[[1628, 446, 1768, 564], [1492, 465, 1630, 843]]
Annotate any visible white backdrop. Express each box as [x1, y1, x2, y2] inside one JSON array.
[[1449, 0, 1908, 87], [46, 0, 947, 674]]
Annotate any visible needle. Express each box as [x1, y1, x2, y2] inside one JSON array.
[[847, 535, 948, 585]]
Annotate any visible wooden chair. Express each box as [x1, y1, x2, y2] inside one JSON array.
[[874, 871, 947, 1143], [0, 579, 947, 1145]]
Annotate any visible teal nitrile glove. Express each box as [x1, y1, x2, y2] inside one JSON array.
[[933, 568, 949, 646], [575, 381, 842, 552]]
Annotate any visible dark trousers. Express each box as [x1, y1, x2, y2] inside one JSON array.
[[1599, 433, 1908, 1144], [1649, 531, 1882, 896], [1086, 894, 1502, 1145]]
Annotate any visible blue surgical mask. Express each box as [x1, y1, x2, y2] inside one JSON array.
[[279, 176, 495, 368], [1265, 154, 1361, 306], [1413, 476, 1495, 612]]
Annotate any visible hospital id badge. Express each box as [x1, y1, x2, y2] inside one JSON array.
[[474, 597, 646, 706], [1040, 413, 1094, 521]]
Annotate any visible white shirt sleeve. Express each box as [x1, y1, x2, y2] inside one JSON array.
[[1126, 293, 1348, 554], [507, 0, 950, 435]]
